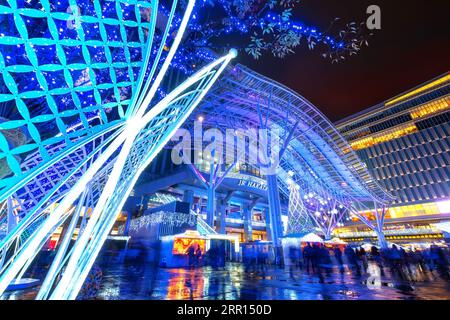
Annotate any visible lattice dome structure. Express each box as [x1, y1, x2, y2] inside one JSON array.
[[0, 0, 154, 197]]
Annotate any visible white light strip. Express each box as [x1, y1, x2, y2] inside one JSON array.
[[55, 49, 235, 300], [49, 0, 198, 299]]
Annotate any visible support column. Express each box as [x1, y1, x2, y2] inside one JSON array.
[[264, 208, 272, 242], [375, 227, 388, 249], [206, 187, 215, 227], [266, 175, 284, 245], [195, 197, 202, 213], [267, 174, 284, 265], [350, 204, 388, 250], [375, 206, 388, 249], [123, 211, 132, 236], [159, 149, 168, 174], [141, 195, 150, 212], [183, 189, 195, 210], [217, 197, 227, 234], [243, 203, 253, 242]]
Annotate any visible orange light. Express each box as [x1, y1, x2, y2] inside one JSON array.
[[410, 97, 450, 119], [172, 237, 206, 255], [350, 124, 418, 151], [386, 74, 450, 106], [166, 271, 205, 299]]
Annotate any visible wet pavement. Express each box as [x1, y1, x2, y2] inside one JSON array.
[[94, 262, 450, 300], [3, 256, 450, 300]]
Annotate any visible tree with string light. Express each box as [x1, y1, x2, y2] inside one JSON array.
[[169, 0, 372, 73]]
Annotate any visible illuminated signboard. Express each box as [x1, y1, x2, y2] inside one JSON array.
[[237, 179, 268, 191], [172, 238, 206, 255]]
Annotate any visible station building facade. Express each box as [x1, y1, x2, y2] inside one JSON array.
[[117, 148, 280, 243], [335, 73, 450, 244]]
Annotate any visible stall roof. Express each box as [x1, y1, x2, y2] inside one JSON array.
[[325, 238, 347, 245], [160, 230, 207, 241], [284, 232, 324, 243]]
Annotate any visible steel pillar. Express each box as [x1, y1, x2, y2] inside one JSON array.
[[375, 227, 388, 249], [206, 187, 215, 227], [264, 208, 272, 242], [183, 189, 195, 208], [266, 175, 284, 245], [123, 211, 132, 236], [141, 195, 150, 213], [266, 174, 285, 265]]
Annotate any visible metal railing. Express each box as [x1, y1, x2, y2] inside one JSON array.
[[191, 210, 217, 235]]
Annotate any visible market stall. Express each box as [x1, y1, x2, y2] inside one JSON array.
[[159, 230, 207, 268], [324, 237, 347, 251]]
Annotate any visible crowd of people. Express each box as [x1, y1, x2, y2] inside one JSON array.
[[242, 245, 273, 277], [183, 240, 450, 284], [205, 243, 227, 270], [187, 242, 229, 270], [286, 242, 450, 282], [187, 243, 203, 269]]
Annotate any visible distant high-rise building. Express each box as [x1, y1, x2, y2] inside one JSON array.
[[335, 73, 450, 244]]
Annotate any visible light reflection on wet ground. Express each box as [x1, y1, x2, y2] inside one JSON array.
[[95, 263, 450, 300], [3, 251, 450, 300]]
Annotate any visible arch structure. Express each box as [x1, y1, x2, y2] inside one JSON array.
[[0, 0, 235, 299], [181, 64, 395, 245]]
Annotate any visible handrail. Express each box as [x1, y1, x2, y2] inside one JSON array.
[[191, 210, 217, 235]]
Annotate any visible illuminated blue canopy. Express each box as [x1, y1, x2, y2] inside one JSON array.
[[184, 64, 394, 207]]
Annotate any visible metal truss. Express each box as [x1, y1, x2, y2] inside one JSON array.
[[0, 0, 235, 299], [181, 64, 395, 245]]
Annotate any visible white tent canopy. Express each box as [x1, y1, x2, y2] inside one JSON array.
[[299, 232, 324, 243], [432, 222, 450, 234], [325, 237, 347, 245], [360, 242, 405, 251]]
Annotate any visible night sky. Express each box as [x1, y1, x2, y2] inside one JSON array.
[[235, 0, 450, 122]]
